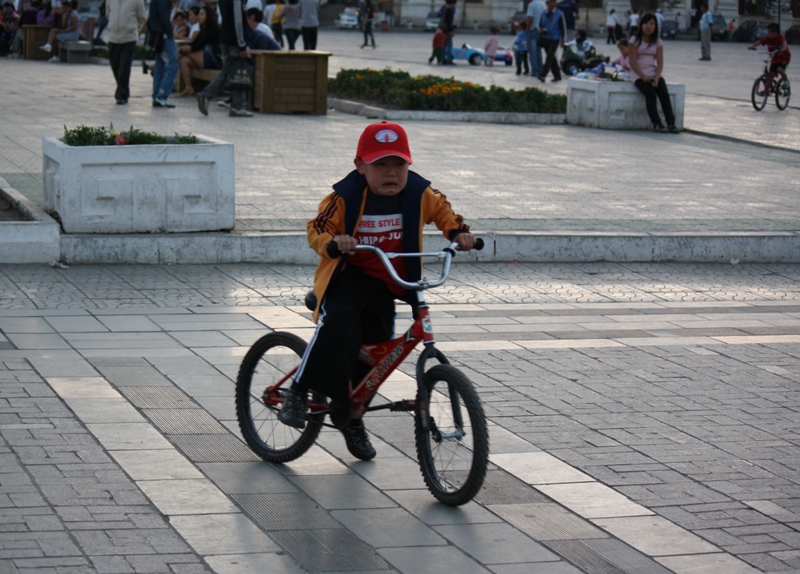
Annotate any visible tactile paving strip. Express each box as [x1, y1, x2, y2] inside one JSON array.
[[231, 492, 341, 530], [170, 434, 262, 463], [475, 469, 552, 505], [545, 539, 673, 574], [143, 408, 229, 435], [98, 366, 173, 387], [488, 503, 608, 541], [270, 528, 390, 572], [118, 386, 198, 409]]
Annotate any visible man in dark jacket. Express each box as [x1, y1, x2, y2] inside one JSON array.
[[438, 0, 455, 64], [197, 0, 252, 117], [147, 0, 178, 108]]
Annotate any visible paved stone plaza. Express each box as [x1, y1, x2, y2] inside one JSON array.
[[1, 29, 799, 574]]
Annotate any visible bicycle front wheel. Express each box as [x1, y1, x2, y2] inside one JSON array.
[[775, 78, 791, 110], [236, 332, 323, 463], [752, 75, 769, 111], [415, 365, 489, 506]]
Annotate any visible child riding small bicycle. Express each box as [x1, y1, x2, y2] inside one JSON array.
[[278, 121, 476, 461], [748, 22, 791, 92]]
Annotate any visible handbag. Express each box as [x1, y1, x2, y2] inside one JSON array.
[[227, 56, 255, 91], [145, 30, 165, 53]]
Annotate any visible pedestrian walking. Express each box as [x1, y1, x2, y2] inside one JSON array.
[[196, 0, 253, 117], [299, 0, 318, 49], [698, 4, 712, 60], [525, 0, 545, 76], [606, 8, 617, 44], [439, 0, 456, 64], [514, 21, 529, 74], [147, 0, 178, 108], [106, 0, 146, 105], [360, 0, 375, 49], [537, 0, 566, 83]]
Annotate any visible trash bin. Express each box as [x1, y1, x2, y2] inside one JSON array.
[[381, 20, 389, 31]]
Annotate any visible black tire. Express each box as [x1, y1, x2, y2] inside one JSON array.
[[752, 75, 769, 111], [236, 332, 324, 463], [564, 61, 580, 77], [469, 53, 482, 65], [775, 78, 791, 110], [415, 365, 488, 506]]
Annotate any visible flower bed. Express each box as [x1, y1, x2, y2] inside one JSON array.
[[328, 68, 567, 114]]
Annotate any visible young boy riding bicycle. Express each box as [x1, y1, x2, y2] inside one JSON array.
[[279, 121, 476, 461], [749, 22, 791, 91]]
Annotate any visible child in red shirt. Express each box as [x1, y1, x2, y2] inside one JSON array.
[[749, 22, 791, 90], [429, 27, 447, 64]]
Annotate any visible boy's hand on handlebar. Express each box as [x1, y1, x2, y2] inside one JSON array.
[[333, 234, 358, 256], [454, 232, 476, 251]]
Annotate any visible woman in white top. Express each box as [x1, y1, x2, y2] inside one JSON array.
[[606, 9, 617, 44]]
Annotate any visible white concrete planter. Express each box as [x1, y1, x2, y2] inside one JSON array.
[[566, 78, 685, 130], [43, 135, 235, 234]]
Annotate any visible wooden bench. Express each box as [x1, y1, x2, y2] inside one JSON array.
[[59, 40, 92, 63], [175, 68, 220, 94], [23, 24, 52, 60]]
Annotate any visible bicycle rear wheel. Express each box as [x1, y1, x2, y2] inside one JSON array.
[[415, 365, 488, 506], [775, 78, 791, 110], [236, 332, 324, 463], [752, 75, 769, 111]]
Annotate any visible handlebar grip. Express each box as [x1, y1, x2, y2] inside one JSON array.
[[474, 238, 484, 251]]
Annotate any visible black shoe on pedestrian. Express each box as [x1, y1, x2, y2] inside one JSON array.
[[197, 93, 209, 116], [551, 77, 562, 83], [537, 75, 546, 83], [653, 124, 667, 133], [278, 389, 306, 429], [668, 124, 680, 133], [142, 60, 148, 74], [116, 99, 127, 105]]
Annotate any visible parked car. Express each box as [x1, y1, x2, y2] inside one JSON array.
[[711, 13, 728, 41], [425, 11, 440, 31], [732, 19, 770, 42], [785, 24, 800, 44], [661, 19, 678, 39], [336, 7, 360, 29]]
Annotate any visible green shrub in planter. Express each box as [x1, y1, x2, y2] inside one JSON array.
[[329, 68, 567, 114]]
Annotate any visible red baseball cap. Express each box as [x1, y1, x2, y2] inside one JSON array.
[[356, 121, 413, 165]]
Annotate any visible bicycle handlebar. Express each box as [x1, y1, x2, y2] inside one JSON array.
[[353, 238, 484, 291]]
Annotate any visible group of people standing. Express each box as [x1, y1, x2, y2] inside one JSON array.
[[521, 0, 578, 83], [102, 0, 319, 115]]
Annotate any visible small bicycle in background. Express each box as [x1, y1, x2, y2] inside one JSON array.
[[235, 240, 489, 506], [751, 47, 791, 111]]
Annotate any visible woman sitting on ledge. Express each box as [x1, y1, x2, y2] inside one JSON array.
[[176, 5, 220, 97], [628, 12, 679, 133]]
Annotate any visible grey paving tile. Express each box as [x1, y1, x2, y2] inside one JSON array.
[[380, 544, 490, 574], [331, 507, 446, 548], [287, 474, 397, 510], [435, 522, 560, 564]]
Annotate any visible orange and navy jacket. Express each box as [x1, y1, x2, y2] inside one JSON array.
[[307, 170, 470, 322]]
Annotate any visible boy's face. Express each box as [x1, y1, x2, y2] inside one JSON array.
[[767, 29, 778, 39], [355, 156, 409, 197], [618, 44, 629, 56]]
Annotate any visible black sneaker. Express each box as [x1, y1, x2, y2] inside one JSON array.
[[197, 93, 209, 116], [668, 125, 680, 134], [330, 411, 376, 461], [653, 125, 667, 133], [278, 389, 306, 429]]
